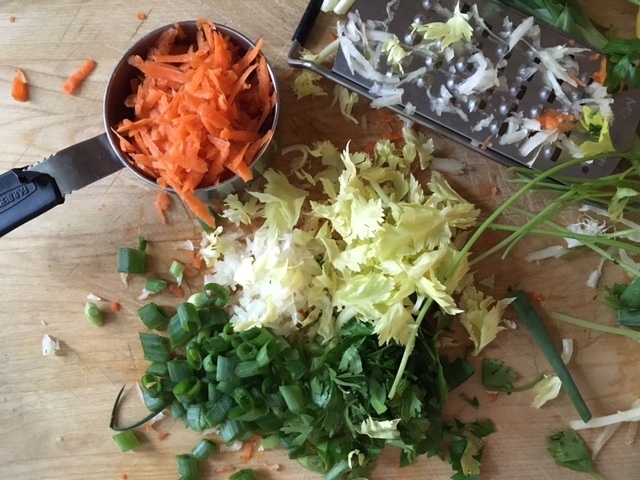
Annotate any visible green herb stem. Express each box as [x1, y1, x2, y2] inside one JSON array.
[[552, 312, 640, 341], [391, 155, 600, 399]]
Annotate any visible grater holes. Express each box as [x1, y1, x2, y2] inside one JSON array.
[[478, 98, 488, 110], [549, 148, 562, 162], [545, 90, 556, 103], [480, 22, 492, 38], [497, 122, 509, 136], [515, 85, 527, 100], [459, 2, 471, 13], [532, 56, 541, 65]]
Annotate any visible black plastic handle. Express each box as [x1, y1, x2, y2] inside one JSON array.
[[292, 0, 323, 45], [0, 168, 64, 237]]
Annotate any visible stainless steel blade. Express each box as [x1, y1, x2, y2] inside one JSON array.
[[30, 133, 124, 196]]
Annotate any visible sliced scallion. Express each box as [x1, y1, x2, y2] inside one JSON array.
[[139, 333, 170, 362], [112, 430, 141, 452], [229, 469, 258, 480], [170, 260, 185, 286], [178, 302, 201, 333], [118, 247, 146, 274], [507, 290, 592, 422], [279, 385, 307, 414], [138, 303, 168, 330], [168, 314, 193, 349], [202, 283, 230, 307], [191, 438, 217, 460], [176, 454, 198, 477], [145, 277, 168, 293], [84, 302, 103, 326]]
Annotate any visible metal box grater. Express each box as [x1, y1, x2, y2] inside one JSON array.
[[288, 0, 640, 179]]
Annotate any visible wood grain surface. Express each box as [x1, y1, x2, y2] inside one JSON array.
[[1, 1, 639, 479]]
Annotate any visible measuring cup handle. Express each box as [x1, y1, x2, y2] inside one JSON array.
[[0, 168, 64, 237]]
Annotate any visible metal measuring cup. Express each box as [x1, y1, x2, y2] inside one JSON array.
[[0, 21, 280, 237]]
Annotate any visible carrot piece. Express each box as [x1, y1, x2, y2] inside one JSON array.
[[145, 423, 154, 431], [536, 109, 574, 133], [155, 191, 171, 224], [241, 441, 254, 463], [187, 250, 203, 270], [111, 302, 121, 313], [169, 283, 185, 298], [9, 16, 15, 23], [214, 466, 236, 474], [62, 59, 96, 95], [122, 475, 128, 480], [592, 57, 607, 85], [137, 13, 147, 20], [11, 69, 28, 102], [156, 432, 170, 441]]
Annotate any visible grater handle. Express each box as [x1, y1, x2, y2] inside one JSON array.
[[292, 0, 323, 45]]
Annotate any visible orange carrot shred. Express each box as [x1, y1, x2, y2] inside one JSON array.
[[145, 423, 154, 431], [214, 466, 236, 474], [536, 109, 574, 133], [241, 441, 254, 463], [115, 20, 275, 229], [62, 59, 96, 95], [157, 432, 170, 441], [9, 16, 15, 23], [187, 250, 203, 270], [137, 13, 147, 20], [592, 57, 607, 85], [122, 475, 128, 480], [111, 301, 121, 313], [11, 69, 28, 102], [155, 191, 171, 224], [169, 283, 185, 298]]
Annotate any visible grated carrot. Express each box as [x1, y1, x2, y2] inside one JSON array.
[[487, 393, 499, 403], [169, 283, 185, 298], [536, 109, 574, 133], [137, 13, 147, 20], [157, 432, 170, 441], [9, 16, 15, 23], [62, 59, 96, 95], [145, 423, 154, 431], [214, 466, 236, 474], [122, 475, 128, 480], [592, 57, 607, 85], [155, 191, 171, 224], [115, 19, 276, 228], [11, 69, 28, 102], [241, 440, 254, 463], [187, 250, 203, 270], [111, 301, 121, 313]]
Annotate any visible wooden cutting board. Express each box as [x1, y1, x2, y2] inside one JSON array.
[[1, 1, 639, 479]]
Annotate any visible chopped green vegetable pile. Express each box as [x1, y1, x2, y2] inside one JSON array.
[[112, 281, 492, 479]]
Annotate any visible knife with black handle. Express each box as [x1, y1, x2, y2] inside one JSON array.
[[0, 133, 124, 237]]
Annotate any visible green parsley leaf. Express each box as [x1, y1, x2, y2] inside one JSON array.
[[603, 38, 640, 92], [481, 358, 517, 391], [546, 429, 602, 479], [481, 358, 544, 393], [460, 393, 479, 410]]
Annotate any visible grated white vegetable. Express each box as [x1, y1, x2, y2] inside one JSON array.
[[87, 293, 102, 302], [592, 423, 621, 460], [570, 404, 640, 430], [561, 338, 574, 365], [42, 334, 60, 356]]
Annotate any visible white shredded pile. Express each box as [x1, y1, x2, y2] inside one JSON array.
[[332, 4, 616, 161]]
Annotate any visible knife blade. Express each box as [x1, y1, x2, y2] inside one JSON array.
[[0, 132, 124, 237]]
